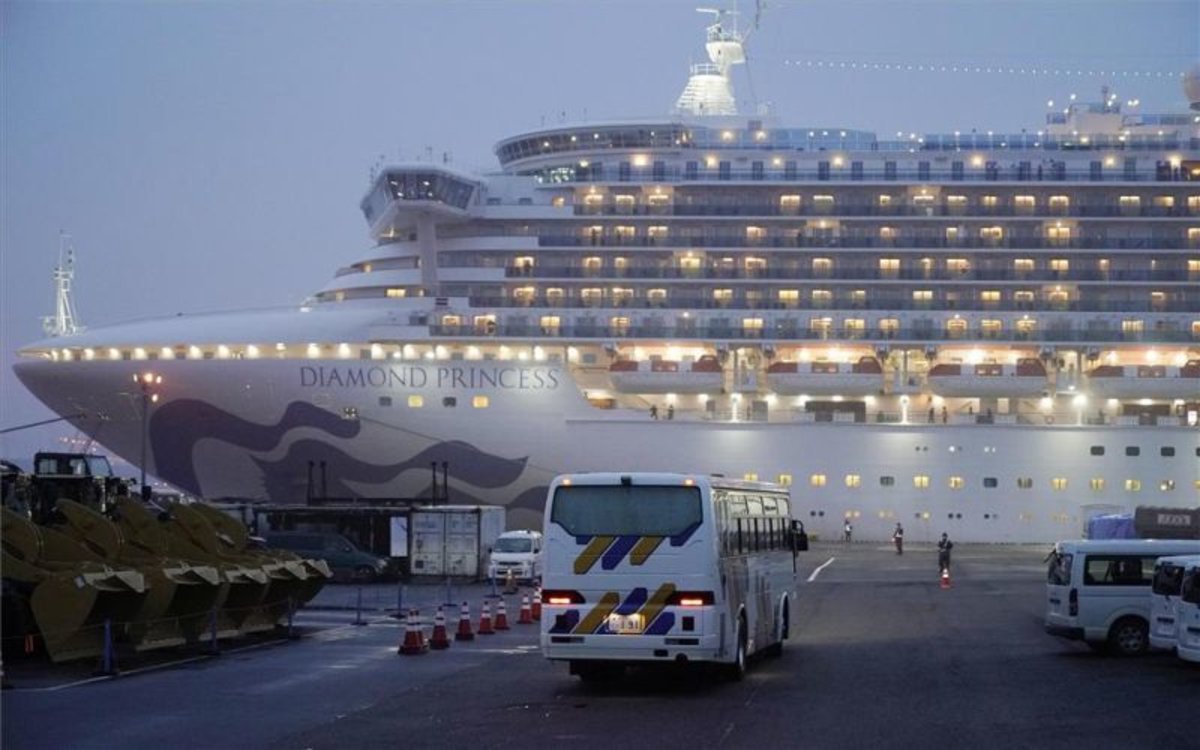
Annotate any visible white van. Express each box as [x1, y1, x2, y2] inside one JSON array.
[[1044, 539, 1200, 656], [487, 530, 543, 583], [1176, 560, 1200, 664], [1149, 554, 1200, 652]]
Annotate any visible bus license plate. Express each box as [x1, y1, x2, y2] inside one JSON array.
[[608, 613, 644, 634]]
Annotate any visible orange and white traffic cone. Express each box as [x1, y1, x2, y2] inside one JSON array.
[[398, 608, 429, 655], [494, 598, 510, 630], [940, 567, 952, 590], [429, 606, 451, 650], [517, 594, 533, 625], [531, 589, 542, 622], [478, 601, 495, 635], [455, 601, 475, 642]]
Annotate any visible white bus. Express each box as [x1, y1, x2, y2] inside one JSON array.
[[540, 473, 807, 681], [1149, 555, 1200, 652], [1176, 560, 1200, 664]]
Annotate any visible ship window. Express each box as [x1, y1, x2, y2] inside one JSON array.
[[1017, 477, 1033, 489], [1125, 446, 1140, 457], [983, 477, 999, 488], [408, 395, 424, 408], [948, 476, 964, 490], [1050, 258, 1069, 272], [777, 473, 793, 487], [913, 475, 930, 489], [1090, 446, 1105, 456], [810, 474, 827, 487], [1160, 480, 1175, 492], [379, 396, 392, 407], [743, 472, 758, 482], [845, 474, 861, 488], [880, 476, 895, 487], [1091, 478, 1105, 492], [1161, 446, 1175, 457], [442, 397, 457, 408], [1125, 479, 1142, 492], [1051, 478, 1068, 491]]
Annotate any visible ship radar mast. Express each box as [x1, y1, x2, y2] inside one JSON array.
[[42, 232, 84, 337], [673, 5, 752, 117]]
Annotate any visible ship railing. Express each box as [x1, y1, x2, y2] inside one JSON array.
[[537, 234, 1198, 251], [553, 166, 1196, 185], [427, 323, 1199, 345], [501, 265, 1197, 284]]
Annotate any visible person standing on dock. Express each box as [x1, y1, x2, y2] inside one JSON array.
[[893, 522, 904, 555], [937, 532, 954, 572]]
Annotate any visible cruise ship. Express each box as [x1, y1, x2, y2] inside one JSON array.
[[13, 11, 1200, 542]]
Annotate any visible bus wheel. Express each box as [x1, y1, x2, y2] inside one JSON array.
[[724, 616, 747, 681], [1108, 617, 1148, 657], [762, 605, 786, 659]]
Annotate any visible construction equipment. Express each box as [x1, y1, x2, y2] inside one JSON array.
[[1, 507, 145, 663]]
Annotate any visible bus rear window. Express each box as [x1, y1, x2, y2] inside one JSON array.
[[1153, 564, 1185, 596], [550, 485, 702, 537]]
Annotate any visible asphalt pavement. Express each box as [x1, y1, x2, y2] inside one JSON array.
[[3, 543, 1196, 750]]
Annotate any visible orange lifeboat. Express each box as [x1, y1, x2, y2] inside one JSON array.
[[766, 356, 883, 397], [926, 358, 1047, 397], [608, 355, 724, 394], [1086, 359, 1200, 400]]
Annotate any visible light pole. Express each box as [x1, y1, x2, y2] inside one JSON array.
[[134, 372, 161, 500]]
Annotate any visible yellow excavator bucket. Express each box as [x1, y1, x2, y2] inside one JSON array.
[[1, 507, 146, 663]]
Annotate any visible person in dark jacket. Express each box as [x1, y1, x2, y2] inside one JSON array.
[[937, 532, 954, 572]]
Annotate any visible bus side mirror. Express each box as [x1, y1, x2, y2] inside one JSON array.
[[791, 521, 809, 552]]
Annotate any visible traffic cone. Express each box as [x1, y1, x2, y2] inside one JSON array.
[[455, 601, 475, 642], [531, 589, 542, 621], [940, 567, 952, 590], [494, 598, 510, 630], [478, 601, 495, 635], [398, 608, 429, 655], [517, 594, 533, 625], [429, 607, 451, 650]]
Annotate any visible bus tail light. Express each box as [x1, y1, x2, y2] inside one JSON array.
[[542, 589, 586, 605], [1068, 588, 1078, 617], [667, 591, 714, 607]]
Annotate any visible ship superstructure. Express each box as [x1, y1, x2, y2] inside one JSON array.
[[13, 16, 1200, 541]]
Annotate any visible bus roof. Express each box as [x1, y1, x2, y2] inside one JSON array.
[[549, 472, 789, 494]]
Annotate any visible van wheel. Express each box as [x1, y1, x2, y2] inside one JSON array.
[[1108, 617, 1148, 657], [724, 616, 747, 681], [353, 566, 378, 583]]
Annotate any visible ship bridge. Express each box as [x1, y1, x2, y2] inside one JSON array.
[[360, 165, 480, 239]]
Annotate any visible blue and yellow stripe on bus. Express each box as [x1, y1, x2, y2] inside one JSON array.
[[572, 524, 701, 574], [550, 584, 678, 636]]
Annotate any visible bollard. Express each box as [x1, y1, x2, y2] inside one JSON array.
[[354, 585, 366, 626], [209, 604, 220, 655], [97, 618, 117, 676]]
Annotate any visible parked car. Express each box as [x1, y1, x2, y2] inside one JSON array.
[[487, 529, 543, 583], [265, 531, 389, 582]]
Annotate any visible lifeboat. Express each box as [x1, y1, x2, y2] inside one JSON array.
[[766, 356, 883, 397], [608, 355, 724, 394], [1086, 360, 1200, 399], [926, 358, 1048, 398]]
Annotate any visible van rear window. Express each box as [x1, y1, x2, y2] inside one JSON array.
[[1152, 564, 1185, 596], [550, 485, 702, 537], [1046, 552, 1073, 585], [1182, 571, 1200, 604], [1083, 555, 1156, 586]]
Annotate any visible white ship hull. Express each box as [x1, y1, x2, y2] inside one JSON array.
[[15, 345, 1197, 543]]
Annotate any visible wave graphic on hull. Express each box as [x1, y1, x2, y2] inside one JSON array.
[[251, 438, 529, 501], [149, 400, 362, 495]]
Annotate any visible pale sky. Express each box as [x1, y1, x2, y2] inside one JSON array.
[[2, 0, 1197, 464]]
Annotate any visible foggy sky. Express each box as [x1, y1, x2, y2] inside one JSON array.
[[2, 0, 1197, 466]]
